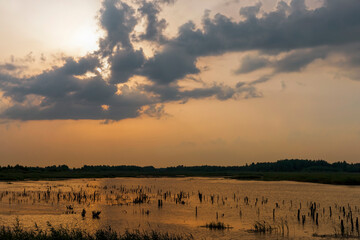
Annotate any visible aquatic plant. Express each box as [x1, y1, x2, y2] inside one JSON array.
[[0, 221, 193, 240], [133, 193, 149, 204], [251, 221, 274, 233], [92, 211, 101, 219], [202, 222, 231, 230], [0, 177, 359, 239], [81, 209, 86, 218]]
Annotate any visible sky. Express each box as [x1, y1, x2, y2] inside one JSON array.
[[0, 0, 360, 167]]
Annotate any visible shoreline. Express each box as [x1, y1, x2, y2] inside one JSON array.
[[1, 172, 359, 186]]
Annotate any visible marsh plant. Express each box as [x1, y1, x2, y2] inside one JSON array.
[[0, 220, 193, 240], [251, 221, 274, 234], [203, 222, 232, 230], [1, 179, 359, 239]]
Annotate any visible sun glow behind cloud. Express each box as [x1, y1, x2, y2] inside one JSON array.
[[67, 26, 100, 56], [0, 0, 360, 167], [0, 0, 101, 57]]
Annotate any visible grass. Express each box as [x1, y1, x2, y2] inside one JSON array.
[[202, 222, 232, 230], [1, 168, 359, 185], [249, 221, 274, 233], [0, 221, 193, 240], [248, 220, 290, 236]]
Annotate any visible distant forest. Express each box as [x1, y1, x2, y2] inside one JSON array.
[[1, 159, 360, 174], [1, 159, 360, 184]]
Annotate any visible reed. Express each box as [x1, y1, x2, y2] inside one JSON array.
[[203, 222, 231, 230], [251, 221, 274, 233], [0, 221, 193, 240], [1, 179, 359, 239]]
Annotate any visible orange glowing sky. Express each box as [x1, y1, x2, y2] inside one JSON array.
[[0, 0, 360, 167]]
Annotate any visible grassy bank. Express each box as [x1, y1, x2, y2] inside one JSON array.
[[1, 159, 359, 185], [0, 171, 359, 185], [0, 223, 192, 240]]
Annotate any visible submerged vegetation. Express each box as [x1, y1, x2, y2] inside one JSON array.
[[250, 221, 275, 234], [249, 220, 292, 236], [0, 159, 360, 185], [202, 222, 232, 230], [0, 221, 193, 240], [0, 177, 359, 239]]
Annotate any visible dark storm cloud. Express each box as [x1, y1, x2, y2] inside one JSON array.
[[2, 55, 100, 102], [0, 73, 20, 90], [173, 0, 360, 55], [274, 48, 327, 73], [179, 83, 262, 100], [138, 0, 168, 42], [141, 81, 261, 103], [142, 45, 199, 84], [336, 44, 360, 69], [1, 0, 360, 121], [249, 75, 273, 85], [0, 55, 153, 121], [98, 0, 137, 55], [138, 0, 360, 84], [0, 0, 153, 121], [0, 63, 27, 76], [0, 74, 153, 121], [239, 2, 262, 19], [235, 55, 270, 74], [60, 55, 100, 76], [109, 48, 145, 84], [75, 77, 117, 102], [0, 63, 21, 72], [1, 97, 141, 121], [157, 0, 176, 4], [98, 0, 360, 85], [235, 48, 328, 74]]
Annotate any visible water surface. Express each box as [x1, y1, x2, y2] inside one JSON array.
[[0, 177, 359, 239]]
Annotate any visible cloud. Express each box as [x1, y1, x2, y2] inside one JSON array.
[[157, 0, 176, 4], [171, 0, 360, 55], [109, 48, 145, 84], [0, 74, 153, 121], [142, 45, 199, 84], [142, 81, 262, 103], [98, 0, 138, 55], [1, 0, 360, 121], [235, 47, 328, 75], [249, 74, 273, 85], [1, 55, 100, 102], [138, 0, 360, 85], [235, 54, 270, 74], [0, 63, 22, 72], [0, 54, 154, 121], [138, 0, 168, 43], [140, 103, 167, 119], [239, 2, 262, 19], [0, 63, 28, 77], [274, 48, 328, 73]]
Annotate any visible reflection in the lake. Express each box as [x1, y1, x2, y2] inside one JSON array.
[[0, 177, 359, 239]]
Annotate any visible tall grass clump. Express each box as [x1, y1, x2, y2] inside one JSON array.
[[202, 222, 231, 230], [251, 221, 274, 233], [0, 221, 193, 240]]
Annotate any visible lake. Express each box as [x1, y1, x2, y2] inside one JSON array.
[[0, 177, 359, 239]]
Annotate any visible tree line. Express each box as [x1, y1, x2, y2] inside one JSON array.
[[1, 159, 359, 174]]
